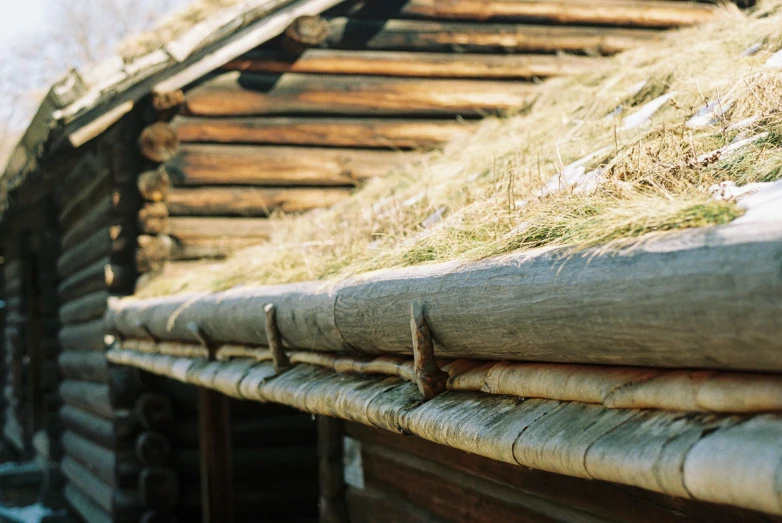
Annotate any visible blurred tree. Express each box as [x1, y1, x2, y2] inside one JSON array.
[[0, 0, 189, 167]]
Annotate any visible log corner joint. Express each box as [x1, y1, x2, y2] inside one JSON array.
[[265, 303, 292, 374], [410, 303, 448, 400]]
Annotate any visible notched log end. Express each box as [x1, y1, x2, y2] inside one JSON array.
[[139, 122, 180, 163]]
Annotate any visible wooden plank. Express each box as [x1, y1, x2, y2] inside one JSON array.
[[167, 186, 352, 216], [321, 17, 661, 55], [165, 144, 404, 186], [354, 0, 715, 28], [183, 71, 535, 117], [318, 416, 348, 523], [173, 115, 473, 149], [226, 49, 604, 78], [199, 388, 234, 523]]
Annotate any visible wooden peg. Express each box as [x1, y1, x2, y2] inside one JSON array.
[[410, 303, 448, 400], [135, 320, 160, 344], [265, 304, 291, 373], [187, 321, 219, 360]]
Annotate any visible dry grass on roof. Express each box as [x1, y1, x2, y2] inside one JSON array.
[[140, 0, 782, 297]]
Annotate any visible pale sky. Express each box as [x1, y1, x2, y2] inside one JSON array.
[[0, 0, 47, 45]]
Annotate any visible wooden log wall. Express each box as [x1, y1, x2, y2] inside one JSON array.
[[50, 111, 176, 522], [139, 2, 717, 264], [341, 422, 781, 523], [157, 375, 318, 523]]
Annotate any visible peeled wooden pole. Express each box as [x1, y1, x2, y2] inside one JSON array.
[[61, 456, 142, 517], [59, 290, 109, 324], [358, 0, 716, 28], [226, 49, 605, 78], [167, 186, 352, 217], [165, 144, 402, 186], [168, 217, 276, 240], [60, 381, 114, 419], [172, 236, 267, 260], [107, 221, 782, 371], [322, 17, 661, 55], [58, 351, 110, 382], [172, 115, 474, 149], [184, 71, 535, 117], [61, 196, 114, 252]]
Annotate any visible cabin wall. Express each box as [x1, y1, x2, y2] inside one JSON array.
[[341, 421, 782, 523], [135, 0, 718, 275]]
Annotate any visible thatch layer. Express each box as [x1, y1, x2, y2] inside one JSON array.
[[107, 348, 782, 516]]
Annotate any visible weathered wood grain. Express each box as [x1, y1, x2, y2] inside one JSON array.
[[60, 381, 115, 419], [167, 186, 352, 216], [322, 17, 661, 55], [59, 290, 109, 325], [62, 430, 140, 488], [173, 115, 473, 148], [58, 350, 110, 382], [60, 405, 138, 451], [184, 71, 535, 116], [165, 144, 402, 186], [59, 319, 106, 352]]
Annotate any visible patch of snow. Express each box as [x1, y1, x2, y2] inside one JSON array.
[[687, 99, 733, 128], [740, 42, 763, 57], [696, 132, 769, 163], [764, 49, 782, 68], [620, 92, 677, 131], [0, 503, 55, 523], [733, 179, 782, 224]]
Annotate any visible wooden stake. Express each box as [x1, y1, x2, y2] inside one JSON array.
[[199, 389, 234, 523], [410, 303, 447, 400], [265, 304, 291, 374]]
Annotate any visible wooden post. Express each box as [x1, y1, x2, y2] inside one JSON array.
[[318, 416, 348, 523], [199, 388, 234, 523]]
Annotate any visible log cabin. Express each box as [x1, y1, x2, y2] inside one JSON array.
[[0, 0, 776, 522]]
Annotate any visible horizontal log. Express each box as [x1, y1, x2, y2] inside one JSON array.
[[59, 319, 106, 352], [62, 430, 140, 488], [62, 456, 141, 517], [61, 196, 114, 252], [139, 202, 170, 235], [58, 350, 110, 382], [64, 483, 112, 523], [168, 217, 276, 240], [138, 169, 171, 202], [139, 468, 179, 510], [173, 115, 473, 149], [169, 414, 316, 447], [167, 187, 352, 216], [59, 290, 109, 324], [322, 17, 660, 55], [136, 431, 172, 467], [108, 220, 782, 370], [226, 49, 604, 78], [59, 167, 112, 233], [58, 226, 133, 278], [165, 144, 403, 186], [357, 0, 715, 28], [60, 380, 114, 419], [57, 258, 134, 302], [183, 71, 535, 117], [60, 405, 139, 450], [172, 236, 267, 260]]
